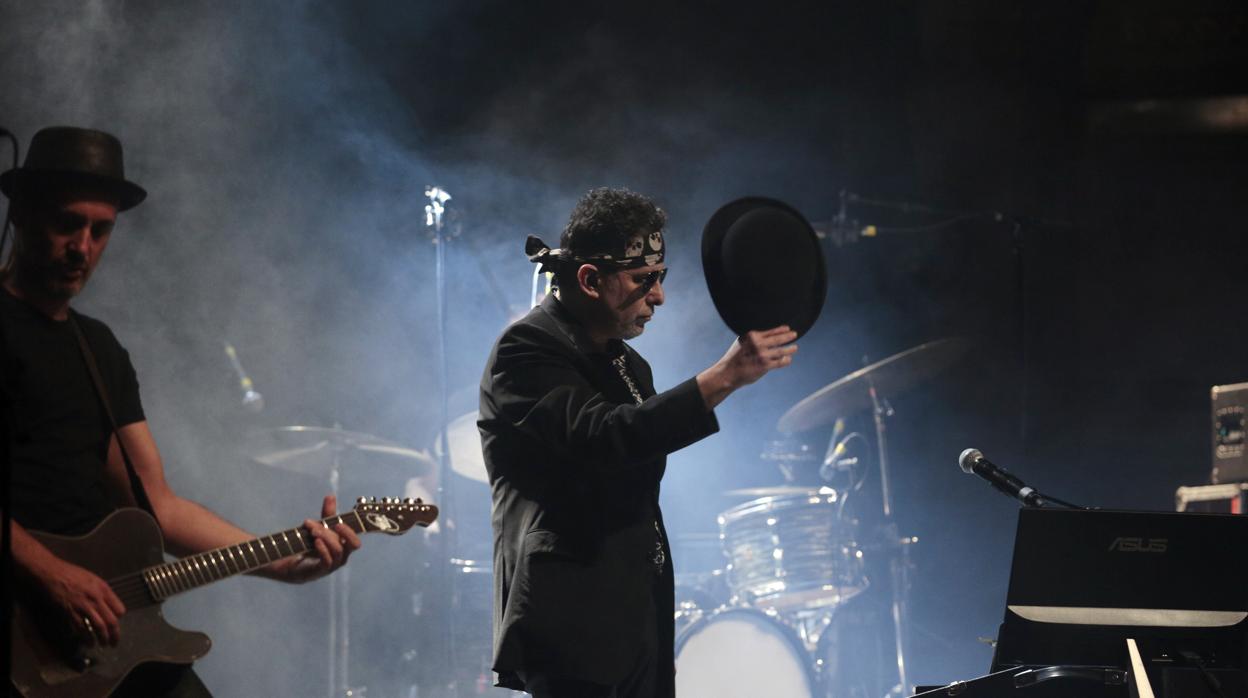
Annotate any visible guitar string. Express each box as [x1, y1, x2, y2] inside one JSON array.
[[107, 531, 309, 604], [104, 526, 326, 604], [101, 513, 412, 606]]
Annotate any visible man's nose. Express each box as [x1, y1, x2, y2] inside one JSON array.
[[66, 227, 92, 255], [648, 279, 665, 306]]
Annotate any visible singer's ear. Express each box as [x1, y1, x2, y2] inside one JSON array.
[[576, 264, 601, 297]]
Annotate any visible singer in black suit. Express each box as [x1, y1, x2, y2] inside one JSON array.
[[478, 188, 799, 698]]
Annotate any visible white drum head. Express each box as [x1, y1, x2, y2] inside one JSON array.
[[436, 411, 489, 483], [675, 610, 814, 698]]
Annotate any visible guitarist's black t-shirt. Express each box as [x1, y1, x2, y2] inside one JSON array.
[[1, 289, 145, 535]]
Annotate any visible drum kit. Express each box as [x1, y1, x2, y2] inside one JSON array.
[[673, 338, 968, 698]]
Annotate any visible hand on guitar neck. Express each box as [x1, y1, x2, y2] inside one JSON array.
[[244, 494, 362, 585]]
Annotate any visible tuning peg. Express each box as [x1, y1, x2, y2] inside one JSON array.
[[356, 497, 368, 505], [403, 497, 416, 505]]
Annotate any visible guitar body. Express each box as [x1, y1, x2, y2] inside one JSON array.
[[11, 509, 211, 698]]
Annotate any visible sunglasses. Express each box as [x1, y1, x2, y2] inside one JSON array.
[[634, 268, 668, 291]]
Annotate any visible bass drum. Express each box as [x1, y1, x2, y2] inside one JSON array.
[[674, 608, 816, 698]]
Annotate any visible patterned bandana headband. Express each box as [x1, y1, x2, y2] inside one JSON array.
[[525, 231, 665, 275]]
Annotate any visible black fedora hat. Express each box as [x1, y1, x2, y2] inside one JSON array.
[[0, 126, 146, 211], [702, 197, 827, 339]]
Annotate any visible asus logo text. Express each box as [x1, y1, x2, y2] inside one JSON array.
[[1108, 537, 1168, 553]]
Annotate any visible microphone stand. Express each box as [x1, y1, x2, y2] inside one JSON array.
[[425, 186, 460, 696]]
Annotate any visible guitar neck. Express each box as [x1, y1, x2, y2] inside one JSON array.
[[138, 511, 366, 602]]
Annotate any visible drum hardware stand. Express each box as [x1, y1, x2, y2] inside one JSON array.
[[793, 611, 835, 655], [867, 376, 912, 697], [323, 433, 352, 698], [795, 611, 837, 688], [425, 185, 463, 697]]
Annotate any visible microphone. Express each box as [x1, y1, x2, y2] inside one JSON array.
[[820, 418, 851, 481], [223, 342, 264, 412], [822, 418, 846, 468], [958, 448, 1042, 507]]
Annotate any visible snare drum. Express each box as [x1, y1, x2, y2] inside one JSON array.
[[675, 608, 817, 698], [718, 490, 867, 611]]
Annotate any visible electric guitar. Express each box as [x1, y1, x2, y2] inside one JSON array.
[[11, 497, 438, 698]]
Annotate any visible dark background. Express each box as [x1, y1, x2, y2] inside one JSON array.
[[3, 0, 1246, 694]]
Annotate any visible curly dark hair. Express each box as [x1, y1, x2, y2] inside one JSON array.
[[560, 187, 666, 259]]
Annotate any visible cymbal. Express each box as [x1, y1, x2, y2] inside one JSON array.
[[434, 411, 489, 484], [245, 426, 434, 479], [723, 485, 838, 498], [777, 337, 970, 434]]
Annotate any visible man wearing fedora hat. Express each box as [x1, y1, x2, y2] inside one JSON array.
[[0, 126, 360, 696], [478, 187, 798, 698]]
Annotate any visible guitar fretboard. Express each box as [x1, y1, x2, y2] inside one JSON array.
[[138, 511, 366, 602]]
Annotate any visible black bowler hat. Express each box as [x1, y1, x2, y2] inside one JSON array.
[[702, 197, 827, 339], [0, 126, 146, 210]]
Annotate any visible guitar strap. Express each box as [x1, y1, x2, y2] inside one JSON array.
[[68, 311, 157, 521]]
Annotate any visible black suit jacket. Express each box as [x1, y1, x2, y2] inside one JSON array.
[[478, 295, 718, 692]]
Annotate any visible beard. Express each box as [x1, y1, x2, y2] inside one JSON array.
[[15, 255, 87, 301], [619, 325, 644, 340], [616, 315, 649, 340]]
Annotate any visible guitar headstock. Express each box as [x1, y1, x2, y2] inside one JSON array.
[[353, 497, 438, 535]]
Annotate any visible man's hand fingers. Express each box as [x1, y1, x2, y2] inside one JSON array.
[[101, 613, 120, 646], [78, 610, 98, 644], [304, 519, 338, 566], [306, 519, 360, 568], [744, 328, 798, 349], [768, 344, 798, 362], [322, 529, 345, 565], [81, 605, 120, 646], [61, 569, 128, 646], [285, 497, 360, 582], [762, 330, 799, 348], [98, 604, 123, 646], [104, 586, 126, 618], [333, 523, 362, 553], [313, 536, 334, 568]]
